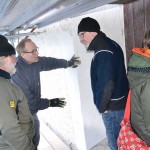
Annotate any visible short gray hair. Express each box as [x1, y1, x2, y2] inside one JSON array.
[[16, 38, 32, 55], [0, 57, 4, 65]]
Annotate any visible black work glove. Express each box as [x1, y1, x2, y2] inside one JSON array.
[[48, 98, 66, 107], [68, 55, 81, 68]]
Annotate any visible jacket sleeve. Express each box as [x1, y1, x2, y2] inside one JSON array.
[[39, 57, 68, 71], [140, 82, 150, 144], [0, 85, 35, 150], [12, 73, 49, 115], [94, 52, 115, 113]]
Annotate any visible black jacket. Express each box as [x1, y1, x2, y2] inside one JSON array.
[[88, 32, 129, 113]]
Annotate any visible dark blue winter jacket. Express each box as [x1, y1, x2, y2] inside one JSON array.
[[11, 56, 68, 115], [88, 32, 129, 113]]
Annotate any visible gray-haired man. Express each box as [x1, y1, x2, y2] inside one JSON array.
[[0, 35, 36, 150]]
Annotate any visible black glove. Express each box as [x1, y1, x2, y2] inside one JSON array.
[[68, 55, 81, 68], [49, 98, 66, 107]]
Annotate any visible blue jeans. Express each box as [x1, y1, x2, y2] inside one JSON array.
[[33, 114, 40, 147], [102, 110, 124, 150]]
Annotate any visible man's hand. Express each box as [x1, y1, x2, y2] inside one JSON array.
[[49, 98, 66, 107], [68, 55, 81, 68]]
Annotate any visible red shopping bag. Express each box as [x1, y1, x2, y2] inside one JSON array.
[[117, 91, 150, 150]]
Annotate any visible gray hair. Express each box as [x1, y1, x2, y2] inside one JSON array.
[[0, 57, 4, 65], [16, 38, 32, 55], [143, 31, 150, 49]]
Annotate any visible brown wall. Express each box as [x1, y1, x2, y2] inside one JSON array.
[[124, 0, 150, 62]]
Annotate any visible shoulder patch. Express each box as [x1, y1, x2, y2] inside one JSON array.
[[10, 100, 15, 108]]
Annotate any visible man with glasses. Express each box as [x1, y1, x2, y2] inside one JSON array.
[[78, 17, 128, 150], [11, 38, 80, 148], [0, 35, 36, 150]]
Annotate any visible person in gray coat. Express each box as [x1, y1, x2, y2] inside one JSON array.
[[0, 35, 36, 150], [11, 38, 80, 148]]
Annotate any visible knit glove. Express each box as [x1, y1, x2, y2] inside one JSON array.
[[48, 98, 66, 107], [68, 55, 81, 68]]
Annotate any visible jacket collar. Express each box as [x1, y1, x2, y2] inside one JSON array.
[[132, 48, 150, 59], [128, 48, 150, 73], [0, 69, 11, 79], [17, 56, 31, 67], [87, 31, 109, 52]]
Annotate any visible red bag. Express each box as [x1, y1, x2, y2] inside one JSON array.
[[117, 91, 150, 150]]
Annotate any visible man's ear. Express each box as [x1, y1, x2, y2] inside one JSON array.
[[91, 32, 98, 37]]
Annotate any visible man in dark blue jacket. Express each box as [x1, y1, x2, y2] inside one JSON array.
[[11, 38, 80, 148], [78, 17, 128, 150]]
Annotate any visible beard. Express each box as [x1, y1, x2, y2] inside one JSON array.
[[10, 67, 16, 75], [84, 43, 94, 52], [84, 43, 90, 50], [6, 57, 17, 75]]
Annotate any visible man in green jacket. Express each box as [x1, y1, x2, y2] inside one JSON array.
[[0, 35, 36, 150]]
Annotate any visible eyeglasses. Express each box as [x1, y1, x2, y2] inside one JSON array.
[[78, 32, 86, 38], [23, 47, 39, 55]]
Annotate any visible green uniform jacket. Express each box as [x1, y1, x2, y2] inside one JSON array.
[[0, 75, 35, 150], [128, 48, 150, 145]]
